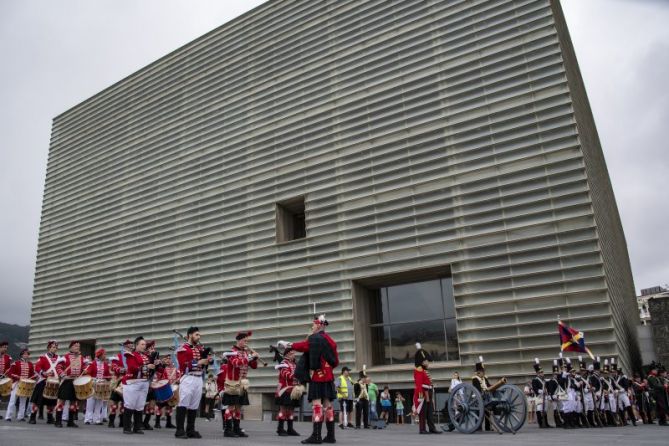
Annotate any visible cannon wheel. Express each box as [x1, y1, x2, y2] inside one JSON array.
[[447, 383, 484, 434], [490, 384, 527, 433]]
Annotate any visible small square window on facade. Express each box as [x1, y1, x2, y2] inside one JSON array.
[[276, 196, 306, 243]]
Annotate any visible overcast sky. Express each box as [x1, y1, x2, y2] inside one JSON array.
[[0, 0, 667, 326]]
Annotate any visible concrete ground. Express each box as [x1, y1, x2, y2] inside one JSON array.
[[0, 418, 667, 446]]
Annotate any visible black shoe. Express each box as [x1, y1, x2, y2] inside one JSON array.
[[67, 418, 78, 428], [54, 411, 63, 428], [302, 422, 323, 444], [107, 414, 115, 428], [323, 421, 336, 443], [224, 418, 238, 437], [133, 410, 144, 434], [47, 413, 54, 425], [287, 420, 301, 436], [165, 415, 176, 428], [122, 410, 133, 435], [419, 430, 430, 434], [186, 409, 202, 438], [233, 418, 248, 437], [155, 415, 162, 429], [29, 413, 37, 425], [347, 423, 354, 428], [278, 420, 288, 436], [142, 412, 153, 430], [428, 428, 443, 434]]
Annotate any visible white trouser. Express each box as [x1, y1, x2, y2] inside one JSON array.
[[617, 391, 631, 409], [583, 392, 595, 411], [178, 375, 203, 410], [4, 382, 28, 420], [599, 392, 617, 412], [84, 397, 106, 423], [123, 380, 150, 411]]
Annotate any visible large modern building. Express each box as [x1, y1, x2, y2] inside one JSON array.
[[30, 0, 641, 416]]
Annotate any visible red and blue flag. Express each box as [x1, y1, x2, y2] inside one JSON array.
[[558, 320, 594, 359]]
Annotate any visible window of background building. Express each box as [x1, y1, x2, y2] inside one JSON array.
[[276, 196, 306, 242], [369, 277, 459, 365]]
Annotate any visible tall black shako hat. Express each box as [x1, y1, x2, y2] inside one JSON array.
[[579, 355, 587, 371], [359, 364, 367, 379], [414, 342, 432, 367], [533, 358, 543, 374], [475, 355, 485, 372], [593, 356, 601, 371], [552, 359, 559, 374]]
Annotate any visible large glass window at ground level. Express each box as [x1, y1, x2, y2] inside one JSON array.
[[370, 277, 459, 365]]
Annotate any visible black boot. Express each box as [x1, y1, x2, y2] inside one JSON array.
[[107, 413, 115, 428], [580, 413, 589, 427], [165, 414, 176, 428], [133, 410, 144, 434], [302, 422, 323, 444], [536, 411, 544, 428], [233, 418, 248, 437], [278, 419, 288, 436], [29, 412, 37, 425], [67, 416, 78, 428], [174, 407, 188, 438], [54, 410, 63, 428], [627, 407, 637, 426], [186, 409, 202, 438], [323, 421, 336, 443], [544, 412, 553, 428], [287, 419, 301, 436], [224, 418, 238, 437], [123, 410, 133, 434], [119, 410, 125, 428], [47, 412, 54, 425], [154, 413, 161, 429], [143, 412, 154, 430], [554, 411, 563, 428]]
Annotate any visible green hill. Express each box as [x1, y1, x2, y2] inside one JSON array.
[[0, 322, 30, 359]]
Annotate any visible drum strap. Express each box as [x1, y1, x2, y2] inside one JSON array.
[[45, 356, 58, 380]]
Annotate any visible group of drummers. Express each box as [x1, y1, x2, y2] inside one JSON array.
[[0, 313, 340, 443]]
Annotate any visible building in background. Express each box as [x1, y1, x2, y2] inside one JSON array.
[[29, 0, 641, 418], [637, 285, 669, 325]]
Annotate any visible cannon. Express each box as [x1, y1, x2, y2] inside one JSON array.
[[446, 383, 527, 434]]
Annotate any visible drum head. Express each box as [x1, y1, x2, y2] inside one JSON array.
[[74, 376, 92, 385]]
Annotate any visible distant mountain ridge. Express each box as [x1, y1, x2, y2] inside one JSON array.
[[0, 322, 30, 358]]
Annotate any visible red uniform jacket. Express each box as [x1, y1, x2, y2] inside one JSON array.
[[176, 343, 209, 375], [56, 353, 84, 379], [275, 358, 298, 397], [412, 366, 433, 410], [156, 366, 181, 384], [292, 332, 338, 382], [121, 351, 151, 384], [0, 353, 11, 375], [86, 359, 112, 380], [34, 353, 59, 379], [8, 359, 34, 382], [216, 365, 227, 393], [225, 346, 257, 381]]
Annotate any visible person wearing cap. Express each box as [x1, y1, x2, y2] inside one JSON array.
[[277, 314, 339, 444], [154, 353, 180, 429], [221, 330, 258, 438], [54, 340, 85, 428], [336, 366, 354, 429], [412, 343, 440, 435], [108, 339, 133, 428], [0, 341, 12, 420], [29, 340, 59, 425], [471, 356, 492, 431], [3, 348, 34, 422], [562, 358, 583, 429], [175, 326, 212, 438], [83, 348, 111, 425], [545, 358, 565, 428], [274, 346, 301, 437], [354, 366, 370, 429], [632, 372, 651, 424], [588, 357, 609, 427], [599, 359, 620, 426], [612, 359, 636, 426], [647, 363, 667, 425], [579, 356, 598, 427], [531, 358, 550, 428], [141, 339, 160, 431], [119, 336, 155, 434]]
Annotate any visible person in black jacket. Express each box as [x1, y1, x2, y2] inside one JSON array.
[[353, 367, 370, 429]]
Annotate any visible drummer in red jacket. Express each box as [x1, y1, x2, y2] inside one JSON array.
[[30, 340, 59, 425], [0, 340, 12, 420], [153, 353, 181, 429], [84, 348, 111, 425], [54, 340, 85, 428], [120, 336, 154, 435], [3, 348, 34, 422]]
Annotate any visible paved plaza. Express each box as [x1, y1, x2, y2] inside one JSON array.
[[0, 419, 667, 446]]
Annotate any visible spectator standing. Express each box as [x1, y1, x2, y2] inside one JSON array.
[[354, 368, 370, 429], [367, 376, 379, 422], [395, 392, 406, 425], [336, 367, 354, 429], [203, 373, 217, 420], [379, 386, 392, 423]]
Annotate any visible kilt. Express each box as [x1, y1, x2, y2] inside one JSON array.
[[57, 379, 78, 401], [307, 381, 336, 402], [146, 387, 155, 402], [276, 391, 301, 408], [222, 391, 250, 406], [110, 389, 123, 403], [30, 379, 57, 406]]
